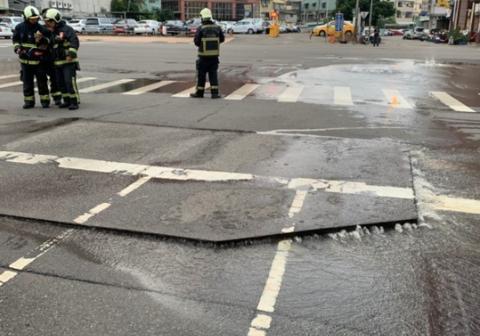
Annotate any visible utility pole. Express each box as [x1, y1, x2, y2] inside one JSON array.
[[354, 0, 360, 41], [368, 0, 373, 33]]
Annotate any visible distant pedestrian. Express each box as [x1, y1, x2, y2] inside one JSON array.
[[373, 28, 380, 47], [190, 8, 225, 99]]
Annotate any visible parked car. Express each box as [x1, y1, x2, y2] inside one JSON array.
[[228, 19, 265, 34], [163, 20, 187, 35], [220, 21, 235, 34], [185, 18, 202, 36], [286, 23, 301, 33], [113, 19, 138, 35], [403, 27, 428, 40], [134, 20, 160, 35], [0, 23, 13, 39], [389, 29, 404, 36], [311, 21, 354, 38], [68, 19, 86, 34], [85, 17, 114, 34], [0, 16, 23, 30]]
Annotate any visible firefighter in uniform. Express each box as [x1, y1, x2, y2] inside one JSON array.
[[41, 8, 62, 106], [44, 8, 80, 110], [190, 8, 225, 99], [12, 6, 52, 109]]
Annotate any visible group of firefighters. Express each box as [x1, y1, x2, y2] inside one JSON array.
[[12, 6, 224, 110]]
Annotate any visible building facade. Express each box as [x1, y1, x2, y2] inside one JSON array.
[[451, 0, 480, 38], [391, 0, 423, 25], [302, 0, 336, 22], [162, 0, 261, 20], [259, 0, 302, 22], [0, 0, 35, 15]]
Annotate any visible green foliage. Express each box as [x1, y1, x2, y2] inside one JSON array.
[[336, 0, 395, 26], [154, 9, 175, 22], [448, 28, 468, 44], [110, 0, 143, 13]]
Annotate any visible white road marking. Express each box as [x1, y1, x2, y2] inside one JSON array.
[[123, 80, 175, 95], [383, 89, 413, 109], [0, 151, 416, 200], [288, 190, 308, 218], [34, 77, 97, 92], [248, 328, 266, 336], [0, 80, 22, 89], [173, 83, 210, 98], [0, 229, 74, 287], [277, 85, 303, 103], [117, 176, 151, 197], [433, 196, 480, 215], [225, 83, 259, 100], [431, 91, 475, 112], [334, 86, 353, 106], [251, 314, 272, 329], [74, 202, 111, 224], [79, 79, 135, 93], [0, 74, 18, 80]]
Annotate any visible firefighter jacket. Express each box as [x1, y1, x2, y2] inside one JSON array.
[[12, 21, 52, 65], [194, 20, 225, 57], [52, 21, 80, 66]]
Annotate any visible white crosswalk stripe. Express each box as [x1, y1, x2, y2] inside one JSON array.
[[173, 83, 210, 98], [334, 86, 353, 106], [123, 80, 175, 95], [225, 83, 259, 100], [431, 91, 475, 112], [277, 85, 303, 103], [79, 78, 135, 93], [0, 80, 22, 89], [383, 89, 413, 109], [0, 74, 18, 80]]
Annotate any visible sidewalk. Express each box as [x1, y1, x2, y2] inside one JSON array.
[[79, 35, 234, 44]]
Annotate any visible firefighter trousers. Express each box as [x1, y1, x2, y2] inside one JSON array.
[[55, 63, 79, 105], [45, 61, 61, 102], [196, 57, 219, 93], [21, 63, 50, 105]]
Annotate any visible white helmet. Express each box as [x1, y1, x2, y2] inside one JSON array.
[[23, 6, 40, 19], [44, 8, 62, 23], [200, 8, 212, 20]]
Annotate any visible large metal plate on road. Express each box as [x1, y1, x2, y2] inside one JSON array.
[[0, 124, 417, 242]]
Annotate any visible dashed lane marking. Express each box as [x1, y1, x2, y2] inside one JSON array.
[[0, 80, 22, 89], [334, 86, 353, 106], [79, 78, 135, 93], [277, 85, 303, 103], [431, 91, 476, 113], [225, 83, 259, 100], [173, 83, 210, 98], [0, 176, 152, 289], [123, 80, 175, 95]]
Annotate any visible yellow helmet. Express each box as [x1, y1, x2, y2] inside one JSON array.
[[200, 8, 212, 20], [44, 8, 62, 23], [23, 6, 40, 19]]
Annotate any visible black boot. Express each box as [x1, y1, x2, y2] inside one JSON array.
[[190, 90, 204, 98], [68, 97, 79, 110], [54, 99, 62, 106], [211, 89, 221, 99], [41, 100, 50, 108], [23, 101, 35, 109], [59, 97, 70, 108]]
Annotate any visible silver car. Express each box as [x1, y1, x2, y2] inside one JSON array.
[[0, 23, 13, 39], [85, 17, 114, 34]]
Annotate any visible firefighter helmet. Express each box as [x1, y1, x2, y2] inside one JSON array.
[[23, 6, 40, 19], [44, 8, 62, 23], [200, 8, 212, 20]]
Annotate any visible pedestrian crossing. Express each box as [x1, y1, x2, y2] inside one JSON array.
[[0, 74, 478, 113]]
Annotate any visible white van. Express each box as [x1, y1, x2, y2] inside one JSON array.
[[229, 18, 265, 34]]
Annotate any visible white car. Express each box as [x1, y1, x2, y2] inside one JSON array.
[[68, 19, 86, 34], [0, 23, 13, 39], [229, 19, 264, 34], [220, 21, 235, 33], [134, 20, 160, 35], [0, 17, 23, 30]]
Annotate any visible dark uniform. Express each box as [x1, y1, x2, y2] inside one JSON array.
[[51, 21, 80, 109], [12, 21, 52, 108], [192, 20, 225, 98], [41, 8, 61, 105]]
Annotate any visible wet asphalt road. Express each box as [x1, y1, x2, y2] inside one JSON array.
[[0, 35, 480, 335]]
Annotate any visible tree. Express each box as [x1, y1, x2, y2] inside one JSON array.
[[110, 0, 143, 13], [336, 0, 395, 26]]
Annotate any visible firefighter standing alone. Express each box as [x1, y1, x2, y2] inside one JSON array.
[[190, 8, 225, 99], [44, 8, 80, 110], [12, 6, 52, 109]]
